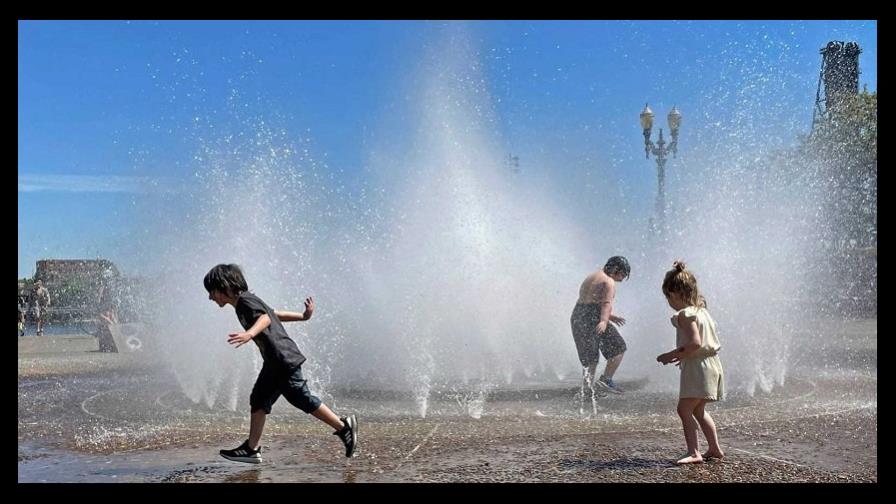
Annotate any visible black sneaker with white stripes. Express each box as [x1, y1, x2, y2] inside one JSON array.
[[219, 439, 262, 464], [333, 414, 358, 458]]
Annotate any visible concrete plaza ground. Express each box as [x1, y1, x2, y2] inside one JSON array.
[[18, 318, 876, 483]]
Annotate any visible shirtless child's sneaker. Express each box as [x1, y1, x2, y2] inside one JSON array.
[[220, 439, 262, 464], [597, 375, 625, 394]]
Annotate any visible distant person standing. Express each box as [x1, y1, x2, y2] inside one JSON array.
[[95, 281, 119, 352], [18, 296, 26, 337], [28, 280, 51, 336]]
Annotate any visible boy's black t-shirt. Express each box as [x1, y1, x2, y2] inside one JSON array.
[[235, 291, 306, 370]]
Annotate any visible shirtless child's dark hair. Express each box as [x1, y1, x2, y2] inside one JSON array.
[[604, 255, 631, 280]]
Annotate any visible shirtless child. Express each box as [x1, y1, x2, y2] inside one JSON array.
[[570, 256, 631, 395]]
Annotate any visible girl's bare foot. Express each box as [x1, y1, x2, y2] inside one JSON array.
[[676, 454, 704, 465], [702, 450, 725, 460]]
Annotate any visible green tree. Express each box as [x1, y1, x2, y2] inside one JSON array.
[[804, 90, 877, 250], [801, 90, 877, 314]]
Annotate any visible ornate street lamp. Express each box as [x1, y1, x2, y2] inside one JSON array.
[[640, 103, 682, 237]]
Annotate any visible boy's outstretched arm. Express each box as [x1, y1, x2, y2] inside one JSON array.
[[275, 297, 314, 322], [228, 314, 271, 348]]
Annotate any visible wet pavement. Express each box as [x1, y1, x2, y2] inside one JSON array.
[[18, 319, 876, 483]]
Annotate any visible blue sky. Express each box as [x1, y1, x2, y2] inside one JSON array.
[[18, 20, 877, 279]]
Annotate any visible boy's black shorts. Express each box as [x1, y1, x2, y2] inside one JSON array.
[[250, 365, 322, 414]]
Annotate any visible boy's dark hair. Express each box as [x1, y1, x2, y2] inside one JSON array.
[[204, 264, 249, 296]]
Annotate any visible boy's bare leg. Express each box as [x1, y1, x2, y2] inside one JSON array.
[[311, 403, 346, 431], [676, 398, 704, 464], [602, 353, 624, 379], [248, 409, 267, 450], [694, 400, 724, 459]]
